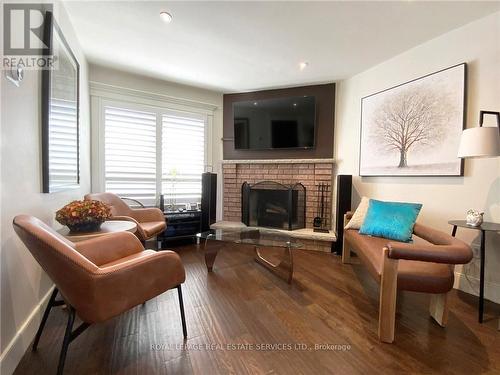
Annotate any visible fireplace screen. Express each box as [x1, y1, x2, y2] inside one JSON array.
[[241, 181, 306, 231]]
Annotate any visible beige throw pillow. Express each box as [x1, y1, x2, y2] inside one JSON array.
[[344, 197, 370, 230]]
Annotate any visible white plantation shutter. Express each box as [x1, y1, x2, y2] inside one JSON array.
[[162, 113, 205, 204], [48, 98, 79, 190], [104, 106, 157, 206]]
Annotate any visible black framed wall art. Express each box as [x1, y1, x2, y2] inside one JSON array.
[[42, 11, 80, 193], [359, 63, 466, 177]]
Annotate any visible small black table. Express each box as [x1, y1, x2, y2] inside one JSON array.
[[449, 220, 500, 323]]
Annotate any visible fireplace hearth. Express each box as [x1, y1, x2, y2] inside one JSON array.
[[241, 181, 306, 231]]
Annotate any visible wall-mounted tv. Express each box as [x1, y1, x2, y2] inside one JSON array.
[[233, 96, 316, 150]]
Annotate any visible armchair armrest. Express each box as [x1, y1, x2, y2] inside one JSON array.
[[130, 207, 165, 223], [108, 215, 139, 224], [96, 249, 183, 277], [344, 211, 354, 227], [107, 215, 148, 239], [91, 251, 185, 321], [387, 242, 472, 264], [387, 224, 472, 264], [75, 231, 144, 266]]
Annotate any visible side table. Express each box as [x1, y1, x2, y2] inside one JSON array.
[[448, 220, 500, 323], [57, 220, 137, 242]]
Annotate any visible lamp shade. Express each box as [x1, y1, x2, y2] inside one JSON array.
[[457, 127, 500, 158]]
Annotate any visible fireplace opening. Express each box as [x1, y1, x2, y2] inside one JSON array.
[[241, 181, 306, 230]]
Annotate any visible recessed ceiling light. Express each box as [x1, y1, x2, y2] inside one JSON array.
[[293, 103, 297, 107], [253, 102, 258, 106], [299, 62, 309, 71], [160, 11, 173, 23]]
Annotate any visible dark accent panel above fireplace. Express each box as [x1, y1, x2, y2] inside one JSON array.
[[223, 83, 335, 160], [241, 181, 306, 231]]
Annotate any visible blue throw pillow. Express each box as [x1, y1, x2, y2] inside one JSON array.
[[359, 199, 422, 242]]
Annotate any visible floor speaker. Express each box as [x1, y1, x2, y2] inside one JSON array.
[[333, 174, 352, 255], [201, 172, 217, 231]]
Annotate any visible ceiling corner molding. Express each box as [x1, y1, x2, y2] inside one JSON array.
[[90, 81, 219, 114]]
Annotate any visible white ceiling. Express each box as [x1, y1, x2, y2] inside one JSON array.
[[64, 1, 500, 93]]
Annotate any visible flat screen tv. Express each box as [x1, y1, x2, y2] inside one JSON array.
[[233, 96, 316, 150]]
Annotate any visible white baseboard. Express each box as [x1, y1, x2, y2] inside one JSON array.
[[0, 286, 55, 375], [454, 271, 500, 305]]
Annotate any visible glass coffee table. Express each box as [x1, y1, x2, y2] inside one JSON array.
[[196, 228, 303, 284]]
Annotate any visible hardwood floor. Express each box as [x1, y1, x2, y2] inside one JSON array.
[[14, 244, 500, 375]]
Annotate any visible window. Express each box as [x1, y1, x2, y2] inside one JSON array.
[[104, 106, 157, 206], [162, 113, 205, 204], [48, 98, 79, 191], [103, 104, 206, 207]]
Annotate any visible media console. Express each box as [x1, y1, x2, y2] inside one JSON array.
[[159, 210, 202, 244]]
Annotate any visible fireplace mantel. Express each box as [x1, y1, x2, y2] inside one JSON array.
[[221, 158, 335, 165]]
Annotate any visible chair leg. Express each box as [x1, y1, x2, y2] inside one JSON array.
[[177, 285, 187, 338], [57, 306, 76, 375], [378, 247, 398, 343], [342, 215, 352, 264], [430, 293, 449, 327], [33, 287, 59, 351], [342, 236, 351, 264]]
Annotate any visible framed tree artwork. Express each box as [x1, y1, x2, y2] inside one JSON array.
[[359, 63, 466, 177]]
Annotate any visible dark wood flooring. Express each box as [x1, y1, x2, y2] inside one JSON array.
[[13, 244, 500, 374]]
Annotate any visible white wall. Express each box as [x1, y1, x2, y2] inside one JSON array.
[[88, 64, 224, 218], [335, 12, 500, 302], [0, 3, 90, 374]]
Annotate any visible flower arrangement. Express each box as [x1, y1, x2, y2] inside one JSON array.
[[56, 200, 112, 233]]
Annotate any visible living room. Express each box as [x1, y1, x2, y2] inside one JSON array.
[[1, 1, 499, 374]]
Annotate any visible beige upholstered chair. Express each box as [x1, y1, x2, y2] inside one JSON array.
[[13, 215, 186, 375], [84, 192, 166, 243]]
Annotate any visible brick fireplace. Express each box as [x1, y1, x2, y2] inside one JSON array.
[[222, 160, 334, 229]]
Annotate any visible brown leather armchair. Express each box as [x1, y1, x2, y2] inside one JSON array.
[[84, 193, 166, 243], [13, 215, 186, 375], [342, 212, 472, 343]]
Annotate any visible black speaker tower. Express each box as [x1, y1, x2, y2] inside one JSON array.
[[201, 172, 217, 231], [333, 174, 352, 255]]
